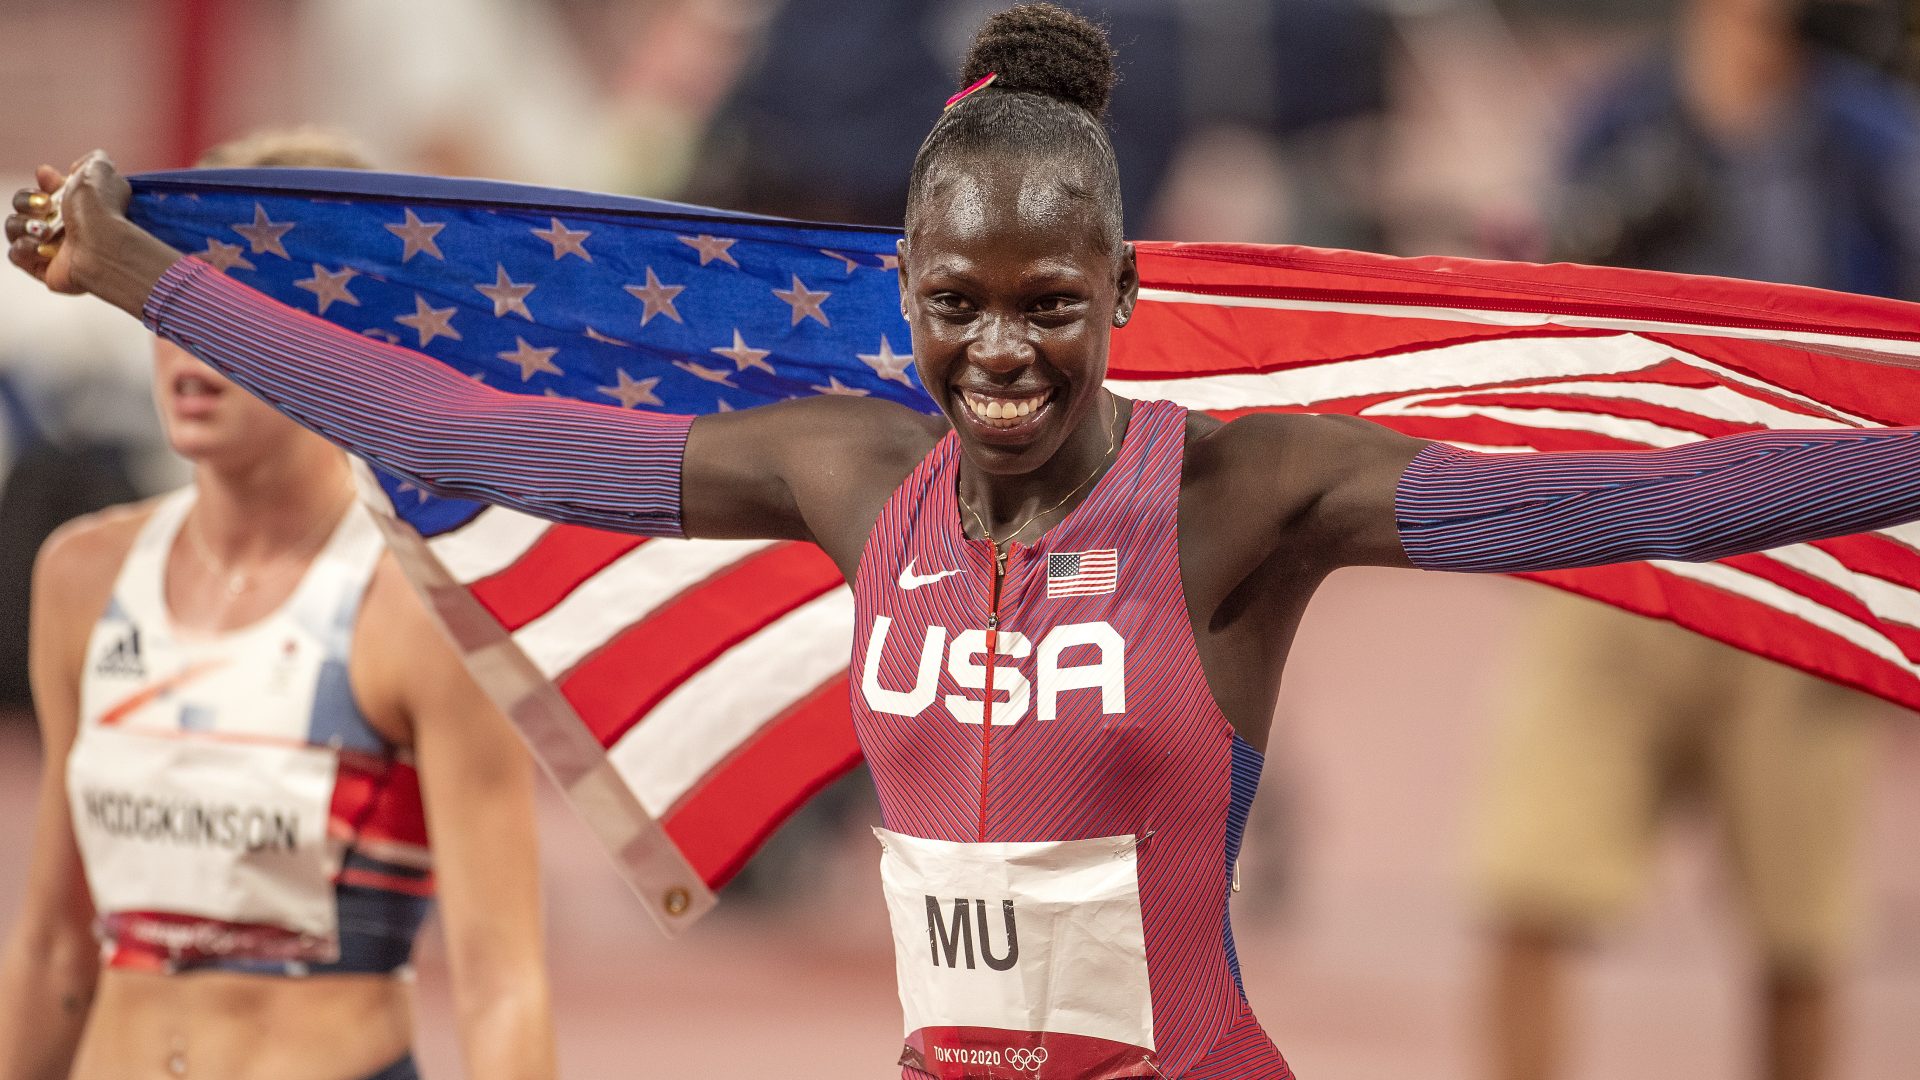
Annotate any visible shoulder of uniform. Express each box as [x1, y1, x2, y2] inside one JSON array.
[[33, 497, 164, 598]]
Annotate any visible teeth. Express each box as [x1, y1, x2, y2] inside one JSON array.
[[962, 390, 1050, 429]]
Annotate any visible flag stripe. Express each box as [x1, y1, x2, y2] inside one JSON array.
[[514, 538, 776, 678], [471, 527, 646, 630], [562, 541, 845, 747], [608, 590, 856, 817], [661, 676, 861, 885]]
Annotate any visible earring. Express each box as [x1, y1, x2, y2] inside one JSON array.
[[1113, 310, 1130, 327]]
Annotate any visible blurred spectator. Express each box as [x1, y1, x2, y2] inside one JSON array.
[[1483, 4, 1920, 1079], [1549, 0, 1920, 296]]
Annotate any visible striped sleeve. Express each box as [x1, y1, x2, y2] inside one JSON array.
[[143, 257, 693, 536], [1394, 430, 1920, 573]]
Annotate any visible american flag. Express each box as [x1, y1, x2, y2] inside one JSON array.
[[128, 170, 1920, 934], [1047, 550, 1119, 598]]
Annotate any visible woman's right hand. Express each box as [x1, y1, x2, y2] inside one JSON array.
[[6, 152, 181, 318]]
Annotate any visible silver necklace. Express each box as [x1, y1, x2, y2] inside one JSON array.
[[183, 497, 347, 598]]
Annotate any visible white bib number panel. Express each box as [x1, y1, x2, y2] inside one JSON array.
[[876, 827, 1158, 1079], [68, 727, 340, 962]]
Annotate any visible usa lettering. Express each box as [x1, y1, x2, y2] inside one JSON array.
[[925, 895, 1020, 971], [862, 617, 1126, 724]]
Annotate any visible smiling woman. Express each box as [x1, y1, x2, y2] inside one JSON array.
[[14, 4, 1920, 1078]]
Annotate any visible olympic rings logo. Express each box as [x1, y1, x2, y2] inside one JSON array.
[[1004, 1047, 1049, 1072]]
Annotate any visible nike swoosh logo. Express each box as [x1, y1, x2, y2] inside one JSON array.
[[898, 559, 965, 591]]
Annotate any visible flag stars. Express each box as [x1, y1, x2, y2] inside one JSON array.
[[820, 249, 861, 274], [584, 326, 633, 348], [858, 336, 914, 386], [395, 294, 462, 347], [476, 264, 537, 320], [598, 369, 663, 409], [674, 360, 737, 387], [679, 234, 738, 268], [625, 267, 686, 326], [498, 338, 563, 382], [232, 203, 296, 258], [533, 218, 592, 261], [293, 264, 360, 315], [773, 275, 830, 326], [812, 375, 869, 396], [198, 238, 254, 272], [711, 329, 774, 374], [385, 209, 446, 262], [878, 253, 900, 271]]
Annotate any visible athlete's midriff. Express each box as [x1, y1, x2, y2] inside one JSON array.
[[67, 969, 412, 1080], [852, 400, 1292, 1079]]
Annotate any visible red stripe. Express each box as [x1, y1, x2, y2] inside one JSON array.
[[560, 542, 844, 748], [1132, 241, 1920, 340], [660, 676, 861, 887], [469, 526, 645, 630]]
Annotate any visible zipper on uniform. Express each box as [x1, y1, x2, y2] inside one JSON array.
[[978, 543, 1009, 842]]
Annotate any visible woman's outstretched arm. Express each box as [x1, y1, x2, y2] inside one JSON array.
[[1271, 411, 1920, 573], [1394, 433, 1920, 573]]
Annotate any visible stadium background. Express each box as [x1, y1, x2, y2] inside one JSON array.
[[2, 1, 1918, 1076]]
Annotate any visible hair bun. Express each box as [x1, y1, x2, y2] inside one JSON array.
[[960, 3, 1116, 117]]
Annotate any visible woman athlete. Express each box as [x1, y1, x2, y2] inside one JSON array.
[[0, 133, 555, 1080], [13, 6, 1920, 1078]]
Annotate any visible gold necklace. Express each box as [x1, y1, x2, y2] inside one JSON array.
[[961, 393, 1119, 554], [184, 495, 349, 598]]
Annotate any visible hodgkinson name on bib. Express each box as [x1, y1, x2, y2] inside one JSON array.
[[877, 829, 1160, 1080], [68, 728, 341, 962]]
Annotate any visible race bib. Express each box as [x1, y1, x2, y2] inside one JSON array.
[[876, 828, 1158, 1079], [68, 727, 340, 964]]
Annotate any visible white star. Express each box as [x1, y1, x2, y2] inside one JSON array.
[[498, 337, 562, 381], [293, 264, 360, 315], [232, 203, 295, 258], [773, 275, 830, 327], [533, 218, 591, 261], [674, 360, 737, 387], [584, 326, 633, 348], [711, 329, 774, 374], [624, 267, 686, 326], [198, 238, 254, 272], [811, 375, 869, 396], [857, 336, 914, 386], [385, 209, 445, 262], [819, 249, 861, 274], [597, 369, 663, 409], [679, 234, 738, 267], [475, 264, 536, 320], [716, 399, 735, 413], [395, 294, 461, 347]]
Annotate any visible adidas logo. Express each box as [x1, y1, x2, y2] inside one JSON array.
[[94, 629, 145, 678]]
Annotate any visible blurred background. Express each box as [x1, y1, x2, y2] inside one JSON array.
[[3, 0, 1920, 1076]]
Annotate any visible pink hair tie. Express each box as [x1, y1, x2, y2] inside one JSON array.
[[944, 72, 997, 110]]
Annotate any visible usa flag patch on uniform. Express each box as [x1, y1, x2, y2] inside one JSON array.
[[1047, 550, 1119, 598]]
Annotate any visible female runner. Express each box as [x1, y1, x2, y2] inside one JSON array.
[[12, 7, 1920, 1077], [0, 132, 555, 1080]]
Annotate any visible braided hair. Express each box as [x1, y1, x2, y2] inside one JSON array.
[[906, 3, 1124, 253]]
